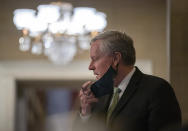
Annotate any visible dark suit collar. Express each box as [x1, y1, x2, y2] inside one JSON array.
[[109, 66, 143, 123]]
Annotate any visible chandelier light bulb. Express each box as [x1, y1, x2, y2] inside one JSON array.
[[13, 9, 36, 30], [31, 41, 43, 55], [19, 36, 31, 51], [37, 4, 60, 24]]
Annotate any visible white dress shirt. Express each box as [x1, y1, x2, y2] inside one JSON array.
[[117, 67, 136, 98]]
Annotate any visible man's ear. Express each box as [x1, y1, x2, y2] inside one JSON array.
[[112, 52, 121, 68]]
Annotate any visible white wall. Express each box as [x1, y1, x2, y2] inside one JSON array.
[[0, 66, 15, 131]]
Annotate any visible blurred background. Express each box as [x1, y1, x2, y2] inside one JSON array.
[[0, 0, 187, 131]]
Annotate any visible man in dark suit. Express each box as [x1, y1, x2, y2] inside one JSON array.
[[73, 31, 181, 131]]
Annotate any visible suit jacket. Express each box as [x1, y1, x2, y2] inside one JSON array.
[[73, 67, 182, 131]]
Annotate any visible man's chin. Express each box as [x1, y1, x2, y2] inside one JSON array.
[[96, 76, 101, 80]]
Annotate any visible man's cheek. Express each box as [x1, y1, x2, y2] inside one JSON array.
[[96, 75, 101, 80]]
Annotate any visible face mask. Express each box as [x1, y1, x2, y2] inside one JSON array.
[[90, 66, 117, 97]]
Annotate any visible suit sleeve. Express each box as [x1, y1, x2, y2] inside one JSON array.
[[148, 80, 182, 131]]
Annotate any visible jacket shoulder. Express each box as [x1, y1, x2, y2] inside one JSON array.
[[141, 73, 172, 89]]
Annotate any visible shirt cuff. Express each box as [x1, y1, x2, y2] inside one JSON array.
[[79, 112, 91, 122]]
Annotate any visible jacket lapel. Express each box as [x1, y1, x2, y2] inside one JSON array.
[[110, 67, 143, 122]]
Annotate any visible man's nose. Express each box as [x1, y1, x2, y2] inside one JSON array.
[[88, 62, 94, 70]]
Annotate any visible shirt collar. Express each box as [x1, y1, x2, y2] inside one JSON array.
[[117, 67, 136, 98]]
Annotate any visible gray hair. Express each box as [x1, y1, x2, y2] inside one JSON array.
[[90, 31, 136, 66]]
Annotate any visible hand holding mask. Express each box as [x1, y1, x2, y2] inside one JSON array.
[[90, 66, 117, 97]]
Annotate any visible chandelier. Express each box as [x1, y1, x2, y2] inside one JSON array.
[[13, 2, 107, 65]]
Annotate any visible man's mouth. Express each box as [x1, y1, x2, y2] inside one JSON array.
[[94, 73, 99, 79]]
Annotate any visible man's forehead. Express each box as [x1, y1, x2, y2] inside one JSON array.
[[91, 40, 101, 47], [90, 41, 101, 54]]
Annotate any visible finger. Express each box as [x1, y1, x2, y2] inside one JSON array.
[[82, 81, 93, 91], [82, 81, 92, 88], [87, 98, 98, 104], [82, 82, 94, 96], [86, 93, 95, 99], [79, 90, 84, 97], [84, 89, 92, 96], [80, 94, 86, 102], [80, 95, 88, 105]]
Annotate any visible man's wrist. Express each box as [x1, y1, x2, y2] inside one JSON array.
[[80, 107, 91, 116], [79, 107, 91, 122]]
